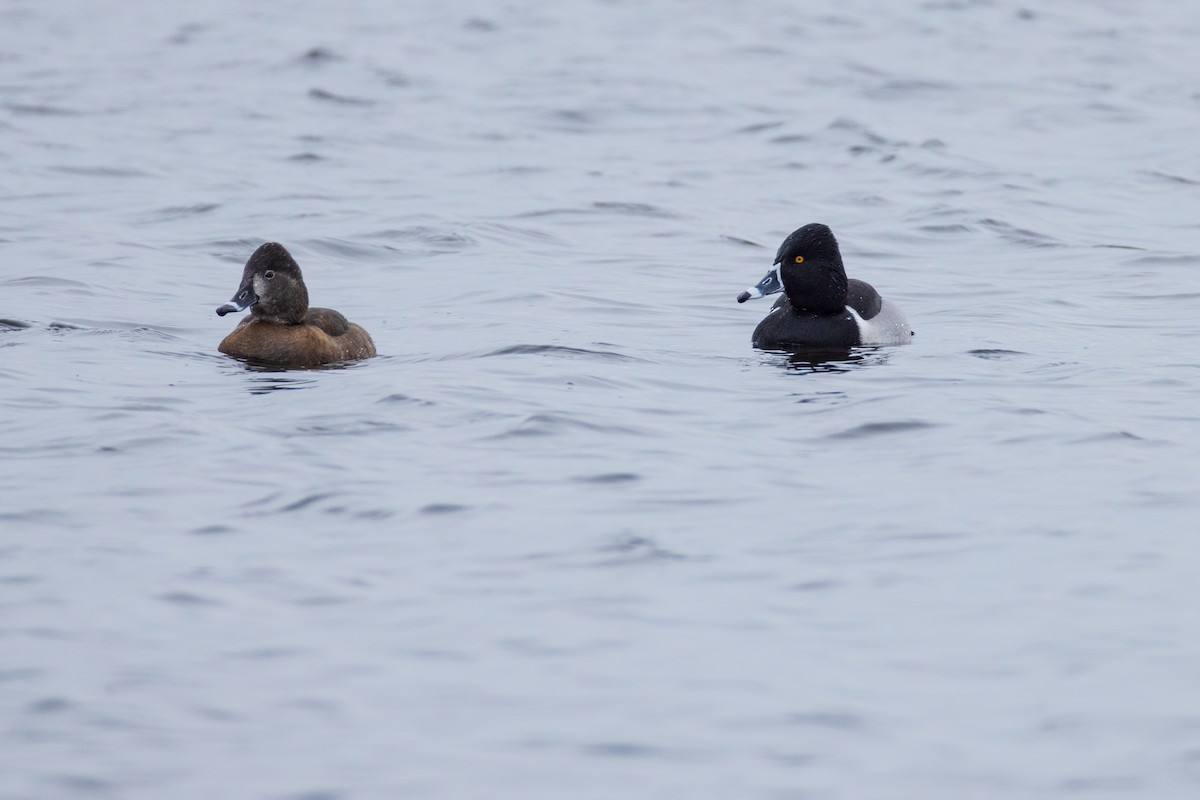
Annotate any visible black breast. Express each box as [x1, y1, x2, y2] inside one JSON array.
[[845, 278, 882, 320], [751, 299, 861, 349]]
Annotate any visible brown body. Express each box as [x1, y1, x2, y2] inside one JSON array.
[[216, 242, 377, 368], [219, 307, 376, 367]]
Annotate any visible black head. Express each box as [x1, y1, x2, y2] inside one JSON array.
[[216, 242, 309, 324], [773, 223, 847, 314], [736, 223, 849, 313]]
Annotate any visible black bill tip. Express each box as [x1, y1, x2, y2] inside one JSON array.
[[215, 303, 239, 316], [736, 291, 751, 303]]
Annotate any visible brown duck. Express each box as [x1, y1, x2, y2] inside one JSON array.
[[216, 242, 376, 367]]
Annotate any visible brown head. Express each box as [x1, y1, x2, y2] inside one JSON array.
[[215, 242, 309, 324]]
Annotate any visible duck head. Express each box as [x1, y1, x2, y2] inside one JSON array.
[[216, 242, 309, 324], [736, 223, 848, 315]]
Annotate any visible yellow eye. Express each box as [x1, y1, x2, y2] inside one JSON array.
[[794, 256, 804, 264]]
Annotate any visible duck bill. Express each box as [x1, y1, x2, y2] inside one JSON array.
[[736, 267, 783, 303], [215, 280, 258, 316]]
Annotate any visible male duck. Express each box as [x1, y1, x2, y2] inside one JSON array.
[[736, 223, 912, 349], [216, 242, 376, 367]]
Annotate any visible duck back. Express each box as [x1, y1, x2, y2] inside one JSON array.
[[305, 307, 352, 337], [846, 278, 882, 320]]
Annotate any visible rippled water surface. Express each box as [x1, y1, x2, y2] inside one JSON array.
[[4, 1, 1200, 798]]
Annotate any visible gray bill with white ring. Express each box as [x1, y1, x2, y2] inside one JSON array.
[[736, 266, 783, 303], [216, 278, 258, 316]]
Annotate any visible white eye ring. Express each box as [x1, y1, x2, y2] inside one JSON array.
[[264, 270, 275, 279]]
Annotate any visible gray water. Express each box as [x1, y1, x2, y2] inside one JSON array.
[[4, 1, 1200, 797]]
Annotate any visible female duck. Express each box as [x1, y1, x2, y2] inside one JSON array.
[[736, 223, 912, 349], [216, 242, 376, 367]]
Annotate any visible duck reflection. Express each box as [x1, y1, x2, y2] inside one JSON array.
[[767, 346, 892, 375], [227, 355, 372, 393], [231, 361, 330, 394], [245, 373, 319, 394]]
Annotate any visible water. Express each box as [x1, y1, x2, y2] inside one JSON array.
[[4, 1, 1200, 797]]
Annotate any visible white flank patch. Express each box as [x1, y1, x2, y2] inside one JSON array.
[[846, 300, 912, 346]]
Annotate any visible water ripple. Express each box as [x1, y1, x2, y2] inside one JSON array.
[[307, 88, 375, 106], [474, 344, 647, 362], [487, 413, 643, 439], [827, 420, 937, 439]]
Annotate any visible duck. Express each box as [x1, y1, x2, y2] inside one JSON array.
[[215, 242, 376, 367], [736, 223, 912, 349]]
